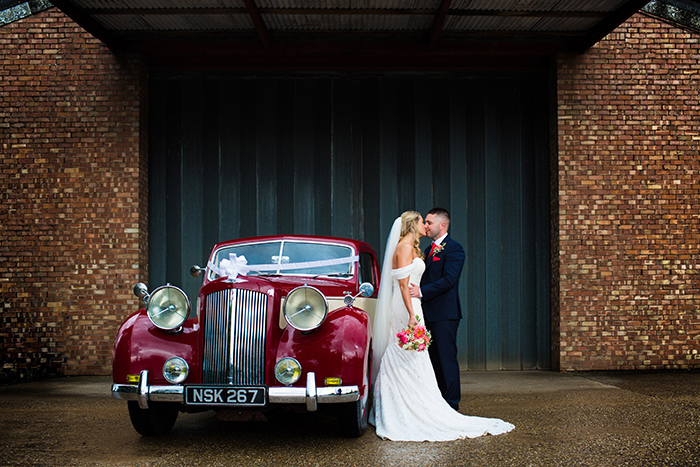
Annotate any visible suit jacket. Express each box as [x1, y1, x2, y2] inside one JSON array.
[[420, 235, 465, 322]]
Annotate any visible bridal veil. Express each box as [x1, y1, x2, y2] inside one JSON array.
[[371, 216, 402, 384]]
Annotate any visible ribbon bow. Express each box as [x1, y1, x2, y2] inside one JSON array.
[[209, 253, 250, 282]]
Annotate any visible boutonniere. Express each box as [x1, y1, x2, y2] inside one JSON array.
[[432, 242, 446, 256]]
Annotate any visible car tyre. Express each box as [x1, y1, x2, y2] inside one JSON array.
[[127, 401, 179, 436], [339, 387, 370, 438], [339, 360, 371, 438]]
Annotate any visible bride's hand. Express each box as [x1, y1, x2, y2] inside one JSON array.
[[408, 315, 419, 328]]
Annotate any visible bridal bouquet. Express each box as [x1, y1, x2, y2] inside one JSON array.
[[396, 316, 432, 352]]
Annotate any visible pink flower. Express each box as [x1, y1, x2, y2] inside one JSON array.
[[396, 316, 432, 352]]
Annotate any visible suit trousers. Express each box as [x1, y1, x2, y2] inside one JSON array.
[[424, 318, 461, 411]]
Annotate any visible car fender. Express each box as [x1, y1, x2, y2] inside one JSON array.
[[274, 306, 371, 397], [112, 309, 200, 385]]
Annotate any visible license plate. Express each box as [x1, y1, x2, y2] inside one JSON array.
[[185, 386, 266, 406]]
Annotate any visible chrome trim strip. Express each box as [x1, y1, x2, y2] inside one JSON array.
[[150, 385, 186, 402], [113, 370, 359, 409], [228, 288, 237, 383], [112, 383, 185, 402], [316, 386, 360, 402], [203, 288, 267, 385], [137, 370, 149, 409], [266, 386, 305, 403], [305, 372, 318, 412], [113, 383, 358, 406], [203, 288, 233, 384], [112, 383, 138, 400], [268, 385, 360, 404]]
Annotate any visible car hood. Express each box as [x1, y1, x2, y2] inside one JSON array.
[[202, 274, 353, 298]]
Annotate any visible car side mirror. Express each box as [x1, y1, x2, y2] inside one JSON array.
[[359, 282, 374, 297], [133, 282, 150, 304], [344, 282, 374, 306], [190, 265, 203, 278]]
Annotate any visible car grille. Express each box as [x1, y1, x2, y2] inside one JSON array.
[[202, 288, 268, 385]]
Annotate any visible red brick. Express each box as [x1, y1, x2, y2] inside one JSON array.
[[556, 13, 700, 371], [0, 9, 148, 382]]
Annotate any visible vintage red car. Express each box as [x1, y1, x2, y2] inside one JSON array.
[[112, 235, 379, 437]]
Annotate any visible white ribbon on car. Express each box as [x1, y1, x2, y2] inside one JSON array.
[[208, 254, 359, 282], [208, 254, 251, 282]]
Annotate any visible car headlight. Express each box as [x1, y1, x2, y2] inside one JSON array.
[[275, 357, 301, 386], [163, 357, 189, 384], [147, 285, 190, 330], [283, 285, 328, 331]]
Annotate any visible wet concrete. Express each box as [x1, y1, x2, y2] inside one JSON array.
[[1, 370, 699, 466]]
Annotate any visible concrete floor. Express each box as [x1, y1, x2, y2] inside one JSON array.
[[1, 370, 699, 466]]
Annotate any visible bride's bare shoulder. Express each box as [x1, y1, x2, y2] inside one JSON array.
[[393, 241, 414, 268], [395, 241, 415, 255]]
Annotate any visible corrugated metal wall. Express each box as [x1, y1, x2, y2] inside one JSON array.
[[148, 73, 551, 370]]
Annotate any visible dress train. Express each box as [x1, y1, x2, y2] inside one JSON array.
[[369, 258, 514, 442]]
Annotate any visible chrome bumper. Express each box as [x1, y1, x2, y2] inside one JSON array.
[[112, 370, 359, 411]]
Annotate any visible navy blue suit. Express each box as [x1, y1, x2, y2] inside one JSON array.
[[420, 235, 465, 410]]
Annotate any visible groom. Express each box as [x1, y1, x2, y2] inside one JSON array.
[[410, 207, 465, 411]]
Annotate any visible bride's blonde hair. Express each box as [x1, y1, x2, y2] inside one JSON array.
[[400, 211, 423, 257]]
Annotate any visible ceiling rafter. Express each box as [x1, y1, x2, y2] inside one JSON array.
[[50, 0, 122, 52], [49, 1, 653, 68], [243, 0, 270, 49], [428, 0, 453, 49], [572, 0, 651, 51]]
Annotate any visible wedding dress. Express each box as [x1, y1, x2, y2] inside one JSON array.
[[369, 220, 514, 442]]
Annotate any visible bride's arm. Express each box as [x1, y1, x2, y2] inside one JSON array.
[[395, 244, 419, 328]]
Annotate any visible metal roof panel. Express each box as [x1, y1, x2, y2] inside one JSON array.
[[451, 0, 629, 13], [445, 14, 541, 32], [94, 13, 254, 31], [534, 16, 601, 32], [263, 13, 432, 30], [50, 0, 653, 61], [73, 0, 246, 7], [257, 0, 441, 8]]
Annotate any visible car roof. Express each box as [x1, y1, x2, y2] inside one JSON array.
[[211, 235, 375, 253]]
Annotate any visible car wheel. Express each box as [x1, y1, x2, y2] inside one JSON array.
[[127, 401, 179, 436], [339, 391, 370, 437], [339, 362, 371, 438]]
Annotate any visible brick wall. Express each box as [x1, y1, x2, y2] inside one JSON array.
[[0, 8, 147, 381], [2, 8, 698, 381], [556, 13, 700, 370]]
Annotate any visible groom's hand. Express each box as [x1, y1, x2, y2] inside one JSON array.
[[409, 283, 422, 298]]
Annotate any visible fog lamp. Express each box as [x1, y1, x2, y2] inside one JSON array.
[[274, 357, 301, 386], [126, 374, 140, 384], [163, 356, 189, 384]]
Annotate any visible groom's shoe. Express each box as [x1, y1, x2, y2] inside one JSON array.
[[450, 403, 460, 412]]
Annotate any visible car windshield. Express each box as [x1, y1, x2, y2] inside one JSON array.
[[209, 240, 356, 280]]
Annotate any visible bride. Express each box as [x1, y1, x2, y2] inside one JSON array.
[[369, 211, 514, 442]]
